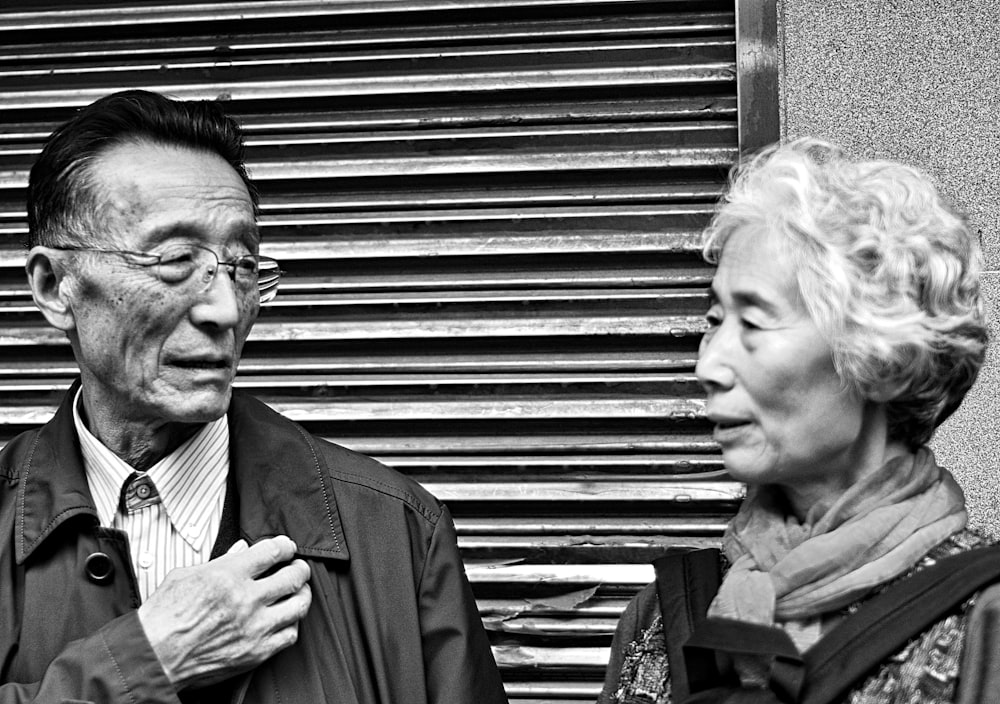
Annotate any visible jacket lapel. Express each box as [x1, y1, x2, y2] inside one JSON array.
[[226, 390, 350, 562]]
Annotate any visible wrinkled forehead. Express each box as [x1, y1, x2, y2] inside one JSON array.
[[716, 222, 798, 270], [132, 210, 260, 252], [88, 140, 258, 251], [712, 225, 805, 308]]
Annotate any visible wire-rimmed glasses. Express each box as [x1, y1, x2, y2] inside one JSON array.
[[51, 243, 282, 303]]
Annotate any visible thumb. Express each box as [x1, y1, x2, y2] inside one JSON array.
[[226, 539, 249, 554]]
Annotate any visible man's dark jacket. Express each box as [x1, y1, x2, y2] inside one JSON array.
[[0, 384, 507, 703]]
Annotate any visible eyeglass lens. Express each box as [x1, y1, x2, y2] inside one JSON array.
[[156, 245, 280, 303]]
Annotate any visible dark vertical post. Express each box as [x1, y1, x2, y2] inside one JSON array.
[[736, 0, 781, 156]]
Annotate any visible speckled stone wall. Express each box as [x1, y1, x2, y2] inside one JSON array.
[[778, 0, 1000, 535]]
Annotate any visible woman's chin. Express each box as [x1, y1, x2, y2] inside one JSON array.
[[719, 448, 778, 487]]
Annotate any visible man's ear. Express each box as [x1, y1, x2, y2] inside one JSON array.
[[26, 246, 76, 332]]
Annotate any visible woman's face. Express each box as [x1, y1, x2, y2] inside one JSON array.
[[696, 227, 877, 510]]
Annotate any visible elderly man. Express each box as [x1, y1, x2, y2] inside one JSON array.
[[0, 90, 507, 703]]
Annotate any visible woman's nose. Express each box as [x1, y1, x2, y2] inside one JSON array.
[[695, 323, 736, 391]]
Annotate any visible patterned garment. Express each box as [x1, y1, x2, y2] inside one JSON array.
[[609, 529, 991, 704], [611, 611, 672, 704]]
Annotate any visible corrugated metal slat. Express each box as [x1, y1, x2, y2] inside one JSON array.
[[0, 1, 744, 699]]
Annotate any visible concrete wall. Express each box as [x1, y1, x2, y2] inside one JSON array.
[[777, 0, 1000, 535]]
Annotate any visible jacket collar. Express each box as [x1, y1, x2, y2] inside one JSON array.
[[227, 389, 349, 561], [15, 380, 98, 564], [15, 382, 349, 564]]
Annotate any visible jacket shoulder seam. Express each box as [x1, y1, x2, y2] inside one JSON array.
[[0, 428, 37, 482], [328, 469, 441, 525]]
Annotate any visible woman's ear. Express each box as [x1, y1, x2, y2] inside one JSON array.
[[26, 247, 76, 332], [866, 378, 905, 404]]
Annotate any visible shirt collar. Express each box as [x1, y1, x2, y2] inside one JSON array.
[[72, 387, 229, 548], [14, 380, 348, 564]]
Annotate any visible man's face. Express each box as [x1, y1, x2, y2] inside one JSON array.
[[65, 139, 259, 431]]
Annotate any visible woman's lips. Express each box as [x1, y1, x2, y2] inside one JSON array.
[[712, 420, 753, 443]]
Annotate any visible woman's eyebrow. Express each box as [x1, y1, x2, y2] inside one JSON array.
[[708, 283, 777, 312], [730, 289, 782, 317]]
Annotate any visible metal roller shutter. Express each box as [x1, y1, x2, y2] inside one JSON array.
[[0, 1, 776, 700]]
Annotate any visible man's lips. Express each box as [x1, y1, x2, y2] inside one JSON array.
[[168, 357, 231, 370]]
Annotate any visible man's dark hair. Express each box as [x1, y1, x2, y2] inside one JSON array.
[[26, 89, 258, 248]]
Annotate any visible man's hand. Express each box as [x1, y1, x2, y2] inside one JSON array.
[[137, 535, 312, 690]]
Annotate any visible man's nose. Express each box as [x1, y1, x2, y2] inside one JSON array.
[[695, 323, 736, 392], [190, 267, 243, 329]]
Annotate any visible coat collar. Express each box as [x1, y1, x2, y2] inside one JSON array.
[[227, 389, 349, 561], [14, 380, 98, 564], [15, 382, 349, 564]]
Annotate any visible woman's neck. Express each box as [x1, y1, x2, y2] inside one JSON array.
[[779, 403, 912, 523]]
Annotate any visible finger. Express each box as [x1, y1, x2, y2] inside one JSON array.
[[257, 559, 311, 604], [226, 539, 249, 554], [228, 535, 298, 578], [263, 583, 313, 631], [265, 620, 303, 657]]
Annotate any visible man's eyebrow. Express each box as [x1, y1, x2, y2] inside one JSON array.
[[243, 224, 261, 248], [145, 223, 198, 247], [145, 222, 260, 248]]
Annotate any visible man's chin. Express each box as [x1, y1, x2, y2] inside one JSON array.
[[161, 388, 232, 424]]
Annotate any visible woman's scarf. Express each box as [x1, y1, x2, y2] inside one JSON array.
[[708, 448, 967, 652]]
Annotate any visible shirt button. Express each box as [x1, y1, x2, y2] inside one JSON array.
[[183, 525, 200, 542], [138, 552, 154, 569]]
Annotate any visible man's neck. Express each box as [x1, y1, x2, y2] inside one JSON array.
[[77, 393, 204, 471]]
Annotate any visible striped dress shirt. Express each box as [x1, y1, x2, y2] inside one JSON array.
[[73, 391, 229, 602]]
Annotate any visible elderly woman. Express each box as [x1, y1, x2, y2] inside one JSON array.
[[599, 138, 990, 704]]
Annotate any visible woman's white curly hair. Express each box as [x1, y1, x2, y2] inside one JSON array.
[[703, 137, 987, 448]]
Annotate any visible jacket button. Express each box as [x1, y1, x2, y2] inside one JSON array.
[[85, 552, 115, 585]]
